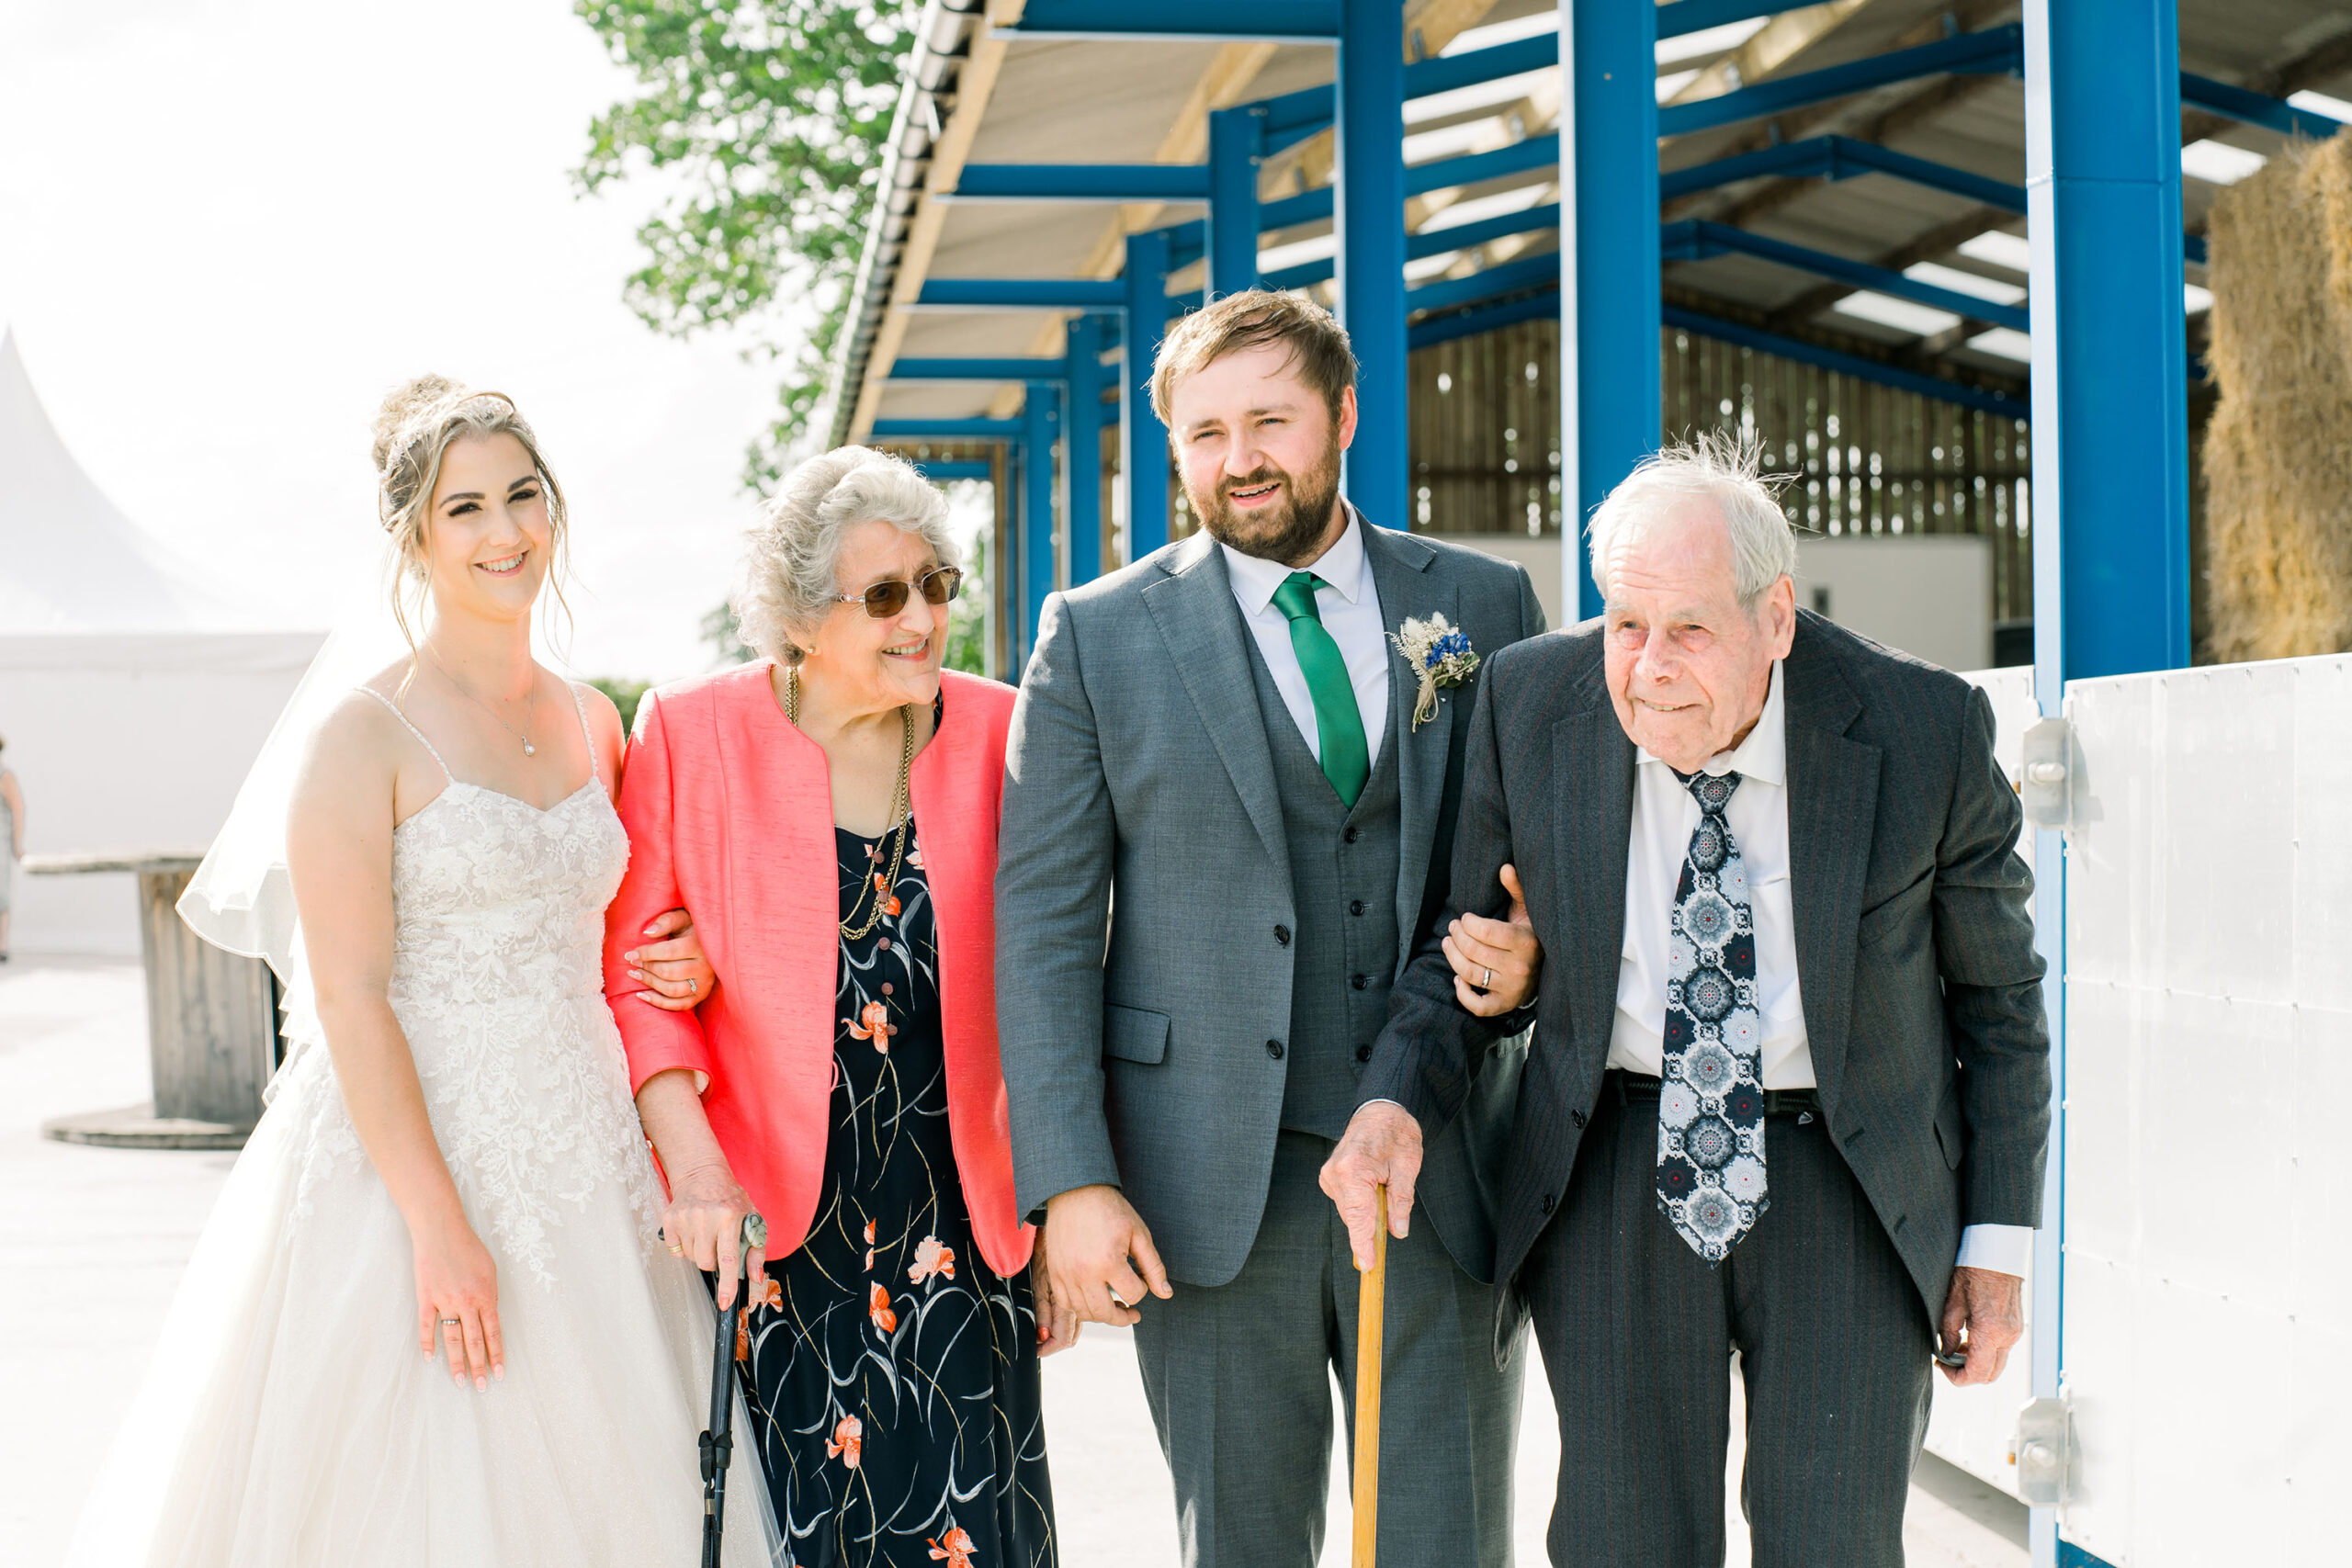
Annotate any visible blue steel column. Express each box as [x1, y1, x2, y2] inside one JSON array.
[[1335, 0, 1408, 528], [1557, 0, 1659, 618], [1207, 106, 1262, 297], [1122, 228, 1174, 561], [1020, 381, 1061, 669], [1065, 313, 1106, 584]]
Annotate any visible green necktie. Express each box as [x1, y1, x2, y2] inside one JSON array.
[[1270, 570, 1370, 807]]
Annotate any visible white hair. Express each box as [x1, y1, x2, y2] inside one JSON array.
[[1585, 431, 1798, 607], [733, 446, 961, 664]]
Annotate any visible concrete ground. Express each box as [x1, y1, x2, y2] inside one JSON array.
[[3, 953, 2027, 1567]]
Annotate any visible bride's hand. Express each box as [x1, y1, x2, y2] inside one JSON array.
[[662, 1163, 766, 1309], [413, 1217, 503, 1391], [1031, 1231, 1080, 1357]]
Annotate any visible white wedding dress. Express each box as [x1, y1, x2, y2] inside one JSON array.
[[69, 687, 776, 1567]]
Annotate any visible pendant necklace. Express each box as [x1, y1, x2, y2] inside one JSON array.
[[428, 650, 539, 756], [785, 666, 914, 940]]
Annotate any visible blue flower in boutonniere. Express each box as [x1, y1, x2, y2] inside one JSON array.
[[1390, 614, 1479, 731]]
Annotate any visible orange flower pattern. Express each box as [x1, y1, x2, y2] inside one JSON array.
[[721, 818, 1054, 1568]]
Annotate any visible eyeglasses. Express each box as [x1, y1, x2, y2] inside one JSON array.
[[833, 565, 963, 618]]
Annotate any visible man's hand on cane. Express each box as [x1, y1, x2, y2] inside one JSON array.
[[1321, 1103, 1423, 1272], [1042, 1184, 1172, 1327]]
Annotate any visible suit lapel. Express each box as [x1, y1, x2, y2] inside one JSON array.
[[1363, 521, 1453, 942], [1140, 533, 1290, 874], [1560, 691, 1635, 1059], [1781, 622, 1879, 1113]]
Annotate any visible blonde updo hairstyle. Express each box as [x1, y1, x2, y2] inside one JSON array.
[[732, 446, 959, 666], [371, 375, 571, 649]]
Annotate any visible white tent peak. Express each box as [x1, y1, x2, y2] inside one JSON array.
[[0, 325, 266, 631]]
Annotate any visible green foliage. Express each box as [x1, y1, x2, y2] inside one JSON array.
[[574, 1, 913, 486], [701, 601, 757, 665], [584, 676, 654, 736], [941, 526, 989, 677]]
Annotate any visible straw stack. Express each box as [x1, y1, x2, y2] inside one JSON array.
[[2200, 134, 2352, 662]]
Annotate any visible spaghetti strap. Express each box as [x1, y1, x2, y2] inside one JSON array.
[[565, 682, 601, 785], [356, 686, 455, 784]]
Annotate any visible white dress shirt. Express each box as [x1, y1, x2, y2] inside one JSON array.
[[1608, 660, 2030, 1279], [1219, 509, 1390, 767]]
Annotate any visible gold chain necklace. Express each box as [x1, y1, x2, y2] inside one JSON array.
[[785, 668, 914, 940], [426, 649, 539, 756]]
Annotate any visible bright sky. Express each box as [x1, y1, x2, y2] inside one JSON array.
[[0, 0, 806, 682]]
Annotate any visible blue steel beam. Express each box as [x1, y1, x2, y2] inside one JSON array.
[[1259, 132, 1560, 235], [1207, 107, 1262, 297], [1564, 0, 1662, 621], [1006, 0, 1338, 42], [1663, 134, 2027, 212], [1662, 219, 2031, 333], [1064, 314, 1107, 585], [948, 164, 1212, 203], [910, 461, 995, 482], [889, 357, 1069, 382], [1659, 25, 2022, 137], [2180, 72, 2346, 140], [1661, 306, 2029, 420], [1258, 31, 1558, 145], [1123, 228, 1175, 562], [1337, 0, 1408, 528], [1656, 0, 1813, 38], [1408, 288, 1563, 351], [912, 279, 1125, 310], [870, 418, 1023, 440], [1020, 382, 1061, 670]]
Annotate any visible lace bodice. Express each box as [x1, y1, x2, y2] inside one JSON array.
[[275, 686, 661, 1285]]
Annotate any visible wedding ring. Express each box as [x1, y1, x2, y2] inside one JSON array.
[[1483, 966, 1493, 989], [687, 978, 697, 994], [439, 1317, 462, 1326]]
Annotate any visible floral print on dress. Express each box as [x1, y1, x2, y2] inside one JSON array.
[[727, 817, 1055, 1568]]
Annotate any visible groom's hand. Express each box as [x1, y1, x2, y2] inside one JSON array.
[[1937, 1265, 2024, 1386], [1321, 1102, 1423, 1271], [626, 908, 716, 1012], [1043, 1184, 1171, 1327], [1443, 863, 1541, 1016]]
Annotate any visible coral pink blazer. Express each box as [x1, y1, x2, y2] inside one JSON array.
[[603, 664, 1032, 1279]]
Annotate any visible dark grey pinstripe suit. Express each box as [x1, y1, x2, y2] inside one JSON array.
[[1359, 611, 2051, 1566]]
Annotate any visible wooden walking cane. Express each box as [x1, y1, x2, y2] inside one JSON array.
[[1351, 1186, 1389, 1568]]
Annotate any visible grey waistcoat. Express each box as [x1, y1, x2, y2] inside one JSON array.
[[1243, 632, 1404, 1139]]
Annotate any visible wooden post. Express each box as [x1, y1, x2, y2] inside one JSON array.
[[1352, 1186, 1388, 1568]]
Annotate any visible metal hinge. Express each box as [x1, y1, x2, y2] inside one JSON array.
[[2019, 716, 2075, 831], [2009, 1393, 2075, 1507]]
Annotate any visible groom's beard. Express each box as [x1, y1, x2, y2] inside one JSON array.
[[1188, 440, 1344, 568]]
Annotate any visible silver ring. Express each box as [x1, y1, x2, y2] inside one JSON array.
[[686, 977, 697, 993], [439, 1317, 462, 1326], [1483, 966, 1493, 988]]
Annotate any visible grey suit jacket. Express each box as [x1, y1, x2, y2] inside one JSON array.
[[1360, 612, 2051, 1323], [996, 519, 1545, 1288]]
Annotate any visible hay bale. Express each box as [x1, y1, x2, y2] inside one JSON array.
[[2200, 134, 2352, 662]]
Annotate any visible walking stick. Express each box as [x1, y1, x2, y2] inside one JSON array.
[[1351, 1187, 1389, 1568], [701, 1213, 766, 1568]]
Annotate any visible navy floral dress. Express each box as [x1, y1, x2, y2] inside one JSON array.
[[730, 818, 1057, 1568]]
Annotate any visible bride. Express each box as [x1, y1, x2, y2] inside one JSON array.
[[68, 378, 777, 1566]]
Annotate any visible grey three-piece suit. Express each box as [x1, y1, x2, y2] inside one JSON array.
[[997, 517, 1544, 1567], [1362, 612, 2052, 1566]]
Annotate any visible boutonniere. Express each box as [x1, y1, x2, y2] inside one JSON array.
[[1390, 614, 1479, 731]]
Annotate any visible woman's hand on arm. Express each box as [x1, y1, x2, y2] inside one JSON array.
[[623, 908, 715, 1010], [288, 696, 502, 1391], [635, 1066, 766, 1307]]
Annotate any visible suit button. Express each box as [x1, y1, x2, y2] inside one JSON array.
[[1265, 1039, 1285, 1060], [1349, 899, 1366, 916], [1570, 1109, 1588, 1129], [1351, 974, 1368, 991], [1343, 826, 1360, 843], [1539, 1192, 1556, 1215], [1355, 1044, 1373, 1063], [1273, 924, 1291, 945]]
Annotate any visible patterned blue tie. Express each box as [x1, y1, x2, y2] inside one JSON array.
[[1657, 769, 1768, 1261]]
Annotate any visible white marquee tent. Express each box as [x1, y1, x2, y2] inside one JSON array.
[[0, 328, 324, 953]]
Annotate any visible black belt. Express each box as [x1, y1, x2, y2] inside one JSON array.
[[1604, 1067, 1819, 1120]]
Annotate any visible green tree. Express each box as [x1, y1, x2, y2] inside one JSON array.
[[583, 675, 653, 735], [575, 1, 913, 488]]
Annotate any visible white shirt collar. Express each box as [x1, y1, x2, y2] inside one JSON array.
[[1218, 504, 1369, 615], [1635, 659, 1788, 787]]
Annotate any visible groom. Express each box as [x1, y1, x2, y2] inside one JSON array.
[[996, 289, 1546, 1567]]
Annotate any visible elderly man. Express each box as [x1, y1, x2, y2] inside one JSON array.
[[998, 289, 1548, 1567], [1325, 435, 2050, 1566]]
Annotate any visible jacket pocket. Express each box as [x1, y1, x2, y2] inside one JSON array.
[[1103, 1003, 1171, 1065]]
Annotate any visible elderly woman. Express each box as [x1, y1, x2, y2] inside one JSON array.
[[605, 446, 1057, 1568]]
